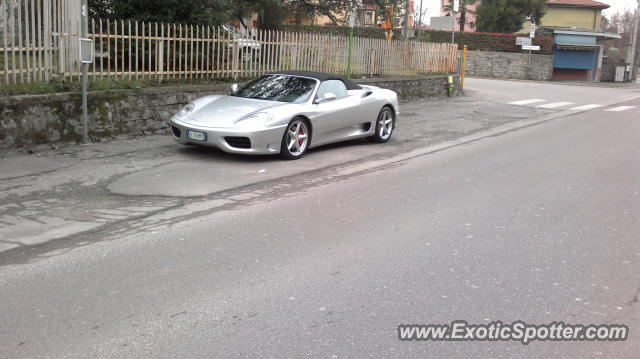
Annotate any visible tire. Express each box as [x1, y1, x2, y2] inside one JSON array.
[[368, 107, 395, 143], [280, 118, 310, 160]]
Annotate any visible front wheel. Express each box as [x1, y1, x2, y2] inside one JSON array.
[[368, 107, 395, 143], [280, 118, 310, 160]]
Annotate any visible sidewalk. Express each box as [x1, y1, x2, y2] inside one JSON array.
[[0, 96, 549, 257]]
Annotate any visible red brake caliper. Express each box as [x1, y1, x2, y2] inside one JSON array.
[[298, 128, 304, 146]]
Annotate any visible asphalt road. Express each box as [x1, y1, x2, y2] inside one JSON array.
[[1, 84, 640, 358]]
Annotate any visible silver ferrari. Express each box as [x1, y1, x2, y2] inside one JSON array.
[[169, 70, 399, 159]]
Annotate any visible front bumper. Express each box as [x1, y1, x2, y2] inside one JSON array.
[[169, 117, 286, 155]]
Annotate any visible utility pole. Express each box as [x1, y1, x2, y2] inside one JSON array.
[[403, 0, 410, 40], [80, 0, 89, 143], [415, 0, 424, 41], [630, 0, 640, 82], [451, 0, 459, 44], [346, 6, 356, 78]]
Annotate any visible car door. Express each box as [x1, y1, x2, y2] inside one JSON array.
[[311, 80, 364, 144]]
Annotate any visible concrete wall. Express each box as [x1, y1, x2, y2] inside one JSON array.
[[0, 75, 458, 149], [463, 50, 553, 81]]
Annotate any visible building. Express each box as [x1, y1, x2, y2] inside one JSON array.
[[284, 0, 414, 29], [439, 0, 608, 33], [538, 0, 608, 31], [528, 1, 618, 81], [435, 0, 617, 82], [439, 0, 479, 32]]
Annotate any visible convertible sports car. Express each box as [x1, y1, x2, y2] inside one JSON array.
[[169, 70, 399, 159]]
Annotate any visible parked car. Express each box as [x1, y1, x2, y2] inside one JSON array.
[[221, 24, 261, 63], [169, 71, 399, 159]]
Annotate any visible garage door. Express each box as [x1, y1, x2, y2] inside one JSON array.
[[553, 49, 596, 70]]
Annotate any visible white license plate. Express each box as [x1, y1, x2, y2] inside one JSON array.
[[187, 130, 206, 141]]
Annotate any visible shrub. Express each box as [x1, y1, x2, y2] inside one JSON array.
[[276, 24, 553, 55]]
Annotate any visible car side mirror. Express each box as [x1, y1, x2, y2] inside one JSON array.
[[231, 83, 239, 92], [316, 92, 337, 104]]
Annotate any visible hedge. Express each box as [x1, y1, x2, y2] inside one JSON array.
[[275, 24, 553, 55]]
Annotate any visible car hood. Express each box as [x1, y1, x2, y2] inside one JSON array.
[[182, 96, 281, 128]]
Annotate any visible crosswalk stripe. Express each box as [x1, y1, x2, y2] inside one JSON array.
[[569, 104, 603, 111], [606, 106, 636, 112], [508, 99, 545, 105], [537, 102, 574, 109]]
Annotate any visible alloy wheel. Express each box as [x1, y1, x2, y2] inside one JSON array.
[[286, 120, 309, 156], [378, 110, 393, 140]]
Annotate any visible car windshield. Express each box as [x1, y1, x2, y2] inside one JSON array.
[[231, 75, 316, 103]]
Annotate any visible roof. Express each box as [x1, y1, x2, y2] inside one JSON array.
[[547, 0, 610, 9], [553, 28, 622, 39], [269, 70, 362, 90]]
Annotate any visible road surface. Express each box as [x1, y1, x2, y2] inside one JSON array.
[[1, 79, 639, 358]]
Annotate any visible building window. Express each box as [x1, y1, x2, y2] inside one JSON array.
[[363, 11, 375, 26]]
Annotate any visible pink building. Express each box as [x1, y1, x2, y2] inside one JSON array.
[[439, 0, 480, 32]]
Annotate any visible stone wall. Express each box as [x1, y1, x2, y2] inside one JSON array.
[[358, 75, 460, 101], [0, 75, 459, 149], [463, 50, 553, 81]]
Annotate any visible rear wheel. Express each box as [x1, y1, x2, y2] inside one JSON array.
[[368, 107, 394, 143], [280, 118, 310, 160]]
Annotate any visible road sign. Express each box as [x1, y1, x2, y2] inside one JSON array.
[[430, 16, 455, 30], [522, 45, 540, 51], [516, 37, 532, 46], [79, 38, 94, 64], [453, 0, 460, 12], [529, 23, 536, 38]]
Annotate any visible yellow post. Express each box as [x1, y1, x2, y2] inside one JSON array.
[[461, 45, 468, 90]]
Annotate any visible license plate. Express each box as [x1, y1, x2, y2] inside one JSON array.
[[187, 130, 207, 141]]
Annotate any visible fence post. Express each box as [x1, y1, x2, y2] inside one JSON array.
[[346, 27, 353, 78], [232, 41, 239, 80], [158, 37, 164, 82]]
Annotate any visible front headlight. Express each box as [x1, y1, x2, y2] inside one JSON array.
[[176, 103, 195, 118], [234, 112, 273, 127]]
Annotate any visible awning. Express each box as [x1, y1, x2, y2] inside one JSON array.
[[553, 29, 622, 40], [555, 43, 600, 51]]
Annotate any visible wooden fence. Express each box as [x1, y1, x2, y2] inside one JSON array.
[[1, 2, 458, 85]]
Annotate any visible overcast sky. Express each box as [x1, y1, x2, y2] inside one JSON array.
[[418, 0, 637, 24]]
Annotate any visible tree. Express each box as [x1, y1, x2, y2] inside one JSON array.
[[231, 0, 285, 29], [88, 0, 287, 27], [284, 0, 357, 26], [475, 0, 546, 33], [88, 0, 232, 25], [602, 10, 638, 52], [373, 0, 408, 40], [442, 0, 478, 32]]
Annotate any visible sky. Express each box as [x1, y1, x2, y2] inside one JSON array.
[[418, 0, 638, 24]]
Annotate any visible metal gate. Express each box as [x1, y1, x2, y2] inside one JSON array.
[[0, 0, 80, 84]]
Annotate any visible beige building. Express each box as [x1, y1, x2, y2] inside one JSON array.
[[521, 0, 609, 33]]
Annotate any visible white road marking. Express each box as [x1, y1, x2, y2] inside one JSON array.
[[606, 106, 636, 112], [508, 99, 545, 105], [537, 102, 574, 109], [569, 104, 603, 111]]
